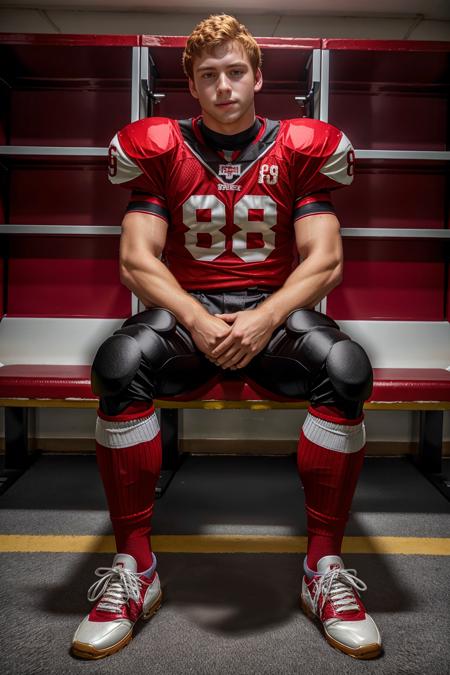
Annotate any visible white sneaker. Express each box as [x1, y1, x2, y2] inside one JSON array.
[[71, 553, 162, 659], [301, 555, 382, 659]]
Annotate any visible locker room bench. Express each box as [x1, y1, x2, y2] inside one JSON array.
[[0, 364, 449, 499]]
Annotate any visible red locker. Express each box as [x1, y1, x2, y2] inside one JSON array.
[[7, 235, 130, 318], [327, 239, 446, 321], [0, 35, 138, 318], [8, 159, 129, 226], [0, 35, 448, 327], [324, 40, 449, 322]]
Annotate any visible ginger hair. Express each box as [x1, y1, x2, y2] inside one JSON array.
[[182, 14, 262, 80]]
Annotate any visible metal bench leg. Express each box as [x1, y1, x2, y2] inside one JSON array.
[[1, 407, 38, 495], [5, 407, 29, 470], [418, 410, 442, 473], [155, 408, 184, 498], [410, 410, 449, 501]]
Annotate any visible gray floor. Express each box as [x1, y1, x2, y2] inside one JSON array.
[[1, 454, 450, 675]]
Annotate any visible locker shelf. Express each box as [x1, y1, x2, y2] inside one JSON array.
[[326, 44, 450, 152]]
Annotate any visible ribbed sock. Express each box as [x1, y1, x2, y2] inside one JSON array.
[[297, 405, 366, 571], [95, 404, 162, 572]]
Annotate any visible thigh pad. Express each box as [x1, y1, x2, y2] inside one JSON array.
[[286, 308, 340, 336], [122, 308, 177, 334]]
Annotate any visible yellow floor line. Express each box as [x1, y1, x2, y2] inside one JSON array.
[[0, 534, 449, 555]]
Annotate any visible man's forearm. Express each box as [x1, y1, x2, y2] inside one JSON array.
[[120, 256, 207, 330], [258, 253, 342, 329]]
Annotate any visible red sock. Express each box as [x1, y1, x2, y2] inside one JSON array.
[[297, 405, 366, 572], [95, 402, 162, 572]]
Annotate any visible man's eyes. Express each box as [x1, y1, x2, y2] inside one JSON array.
[[200, 69, 245, 80]]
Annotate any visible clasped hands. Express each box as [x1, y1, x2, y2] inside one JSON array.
[[190, 308, 276, 370]]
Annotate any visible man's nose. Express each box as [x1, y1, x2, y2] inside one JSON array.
[[216, 73, 231, 94]]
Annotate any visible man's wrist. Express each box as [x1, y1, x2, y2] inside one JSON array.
[[177, 297, 210, 330], [256, 300, 283, 330]]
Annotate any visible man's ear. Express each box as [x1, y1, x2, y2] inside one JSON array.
[[189, 78, 199, 99], [254, 68, 263, 93]]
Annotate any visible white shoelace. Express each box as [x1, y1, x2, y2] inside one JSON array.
[[312, 567, 367, 617], [87, 565, 144, 614]]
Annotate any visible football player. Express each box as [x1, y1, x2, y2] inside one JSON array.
[[71, 14, 381, 661]]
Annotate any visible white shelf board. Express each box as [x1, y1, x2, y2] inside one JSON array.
[[0, 146, 108, 156], [0, 225, 120, 235]]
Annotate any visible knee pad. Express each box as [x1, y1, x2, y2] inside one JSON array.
[[287, 309, 349, 370], [91, 322, 168, 397], [286, 308, 373, 404], [91, 332, 142, 397], [297, 326, 349, 370], [326, 339, 373, 403]]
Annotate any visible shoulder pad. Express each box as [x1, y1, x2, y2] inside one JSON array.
[[108, 117, 179, 187], [118, 117, 179, 160], [281, 118, 344, 158], [283, 118, 354, 188]]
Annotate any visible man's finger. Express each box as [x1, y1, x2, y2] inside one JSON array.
[[215, 346, 242, 366], [214, 313, 238, 323], [211, 333, 237, 357], [230, 354, 253, 370], [220, 349, 247, 369]]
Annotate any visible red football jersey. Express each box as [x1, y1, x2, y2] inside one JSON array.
[[108, 116, 354, 291]]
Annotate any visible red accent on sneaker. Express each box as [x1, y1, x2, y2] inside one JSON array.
[[305, 574, 366, 623], [88, 574, 152, 624], [301, 556, 382, 659]]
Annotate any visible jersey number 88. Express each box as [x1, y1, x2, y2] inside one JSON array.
[[183, 194, 277, 263]]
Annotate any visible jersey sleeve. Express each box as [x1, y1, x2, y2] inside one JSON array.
[[124, 190, 170, 223], [294, 191, 336, 221], [107, 117, 176, 224], [286, 119, 354, 222]]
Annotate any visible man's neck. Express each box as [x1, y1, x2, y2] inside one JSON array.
[[199, 118, 262, 151]]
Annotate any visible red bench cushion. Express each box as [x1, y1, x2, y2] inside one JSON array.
[[0, 364, 449, 402], [0, 365, 93, 399]]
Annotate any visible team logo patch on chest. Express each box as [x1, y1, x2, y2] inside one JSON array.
[[258, 163, 279, 185], [218, 164, 242, 181]]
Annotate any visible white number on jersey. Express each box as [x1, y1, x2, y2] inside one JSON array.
[[182, 194, 277, 263], [233, 195, 276, 262], [183, 195, 226, 262]]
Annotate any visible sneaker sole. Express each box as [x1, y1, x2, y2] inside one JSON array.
[[300, 595, 382, 660], [71, 591, 163, 660]]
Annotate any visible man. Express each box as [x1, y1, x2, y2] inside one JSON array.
[[71, 14, 381, 661]]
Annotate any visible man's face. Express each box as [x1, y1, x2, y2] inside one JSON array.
[[189, 40, 263, 134]]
